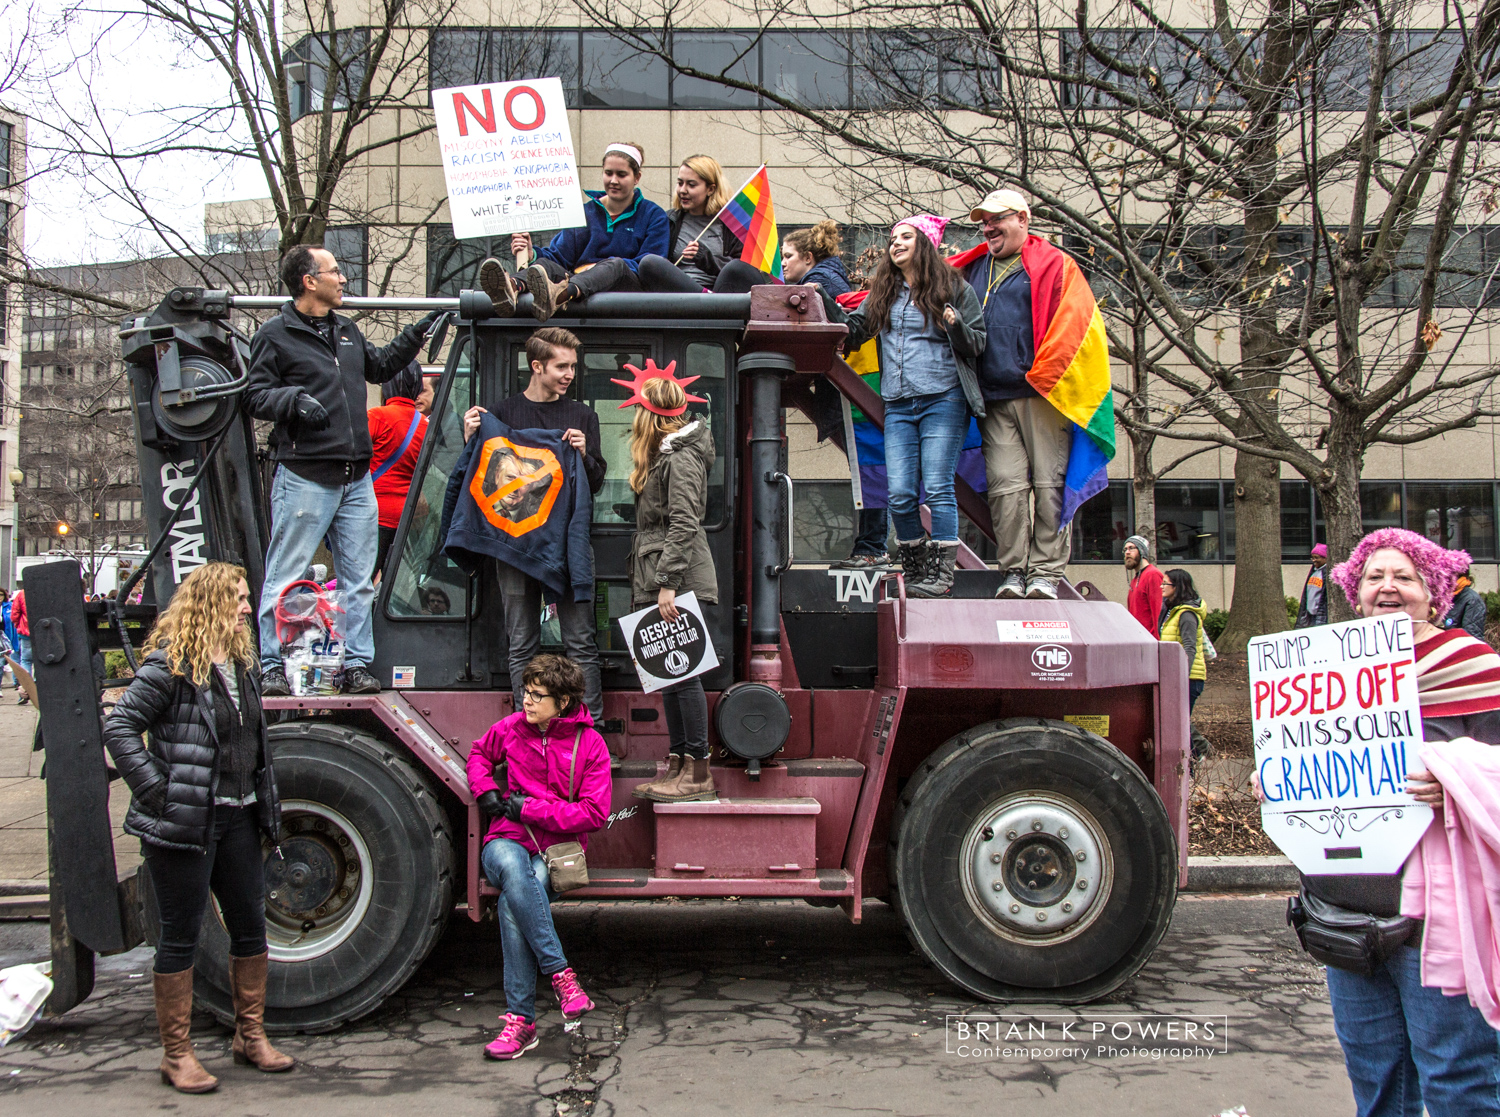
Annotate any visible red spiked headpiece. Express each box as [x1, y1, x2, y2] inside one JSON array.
[[610, 359, 707, 416]]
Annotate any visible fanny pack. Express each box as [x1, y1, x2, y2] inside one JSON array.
[[524, 728, 590, 893], [1287, 886, 1418, 975]]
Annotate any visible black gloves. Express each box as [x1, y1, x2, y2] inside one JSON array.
[[477, 789, 504, 822], [294, 392, 330, 430], [503, 792, 528, 822], [415, 310, 443, 335]]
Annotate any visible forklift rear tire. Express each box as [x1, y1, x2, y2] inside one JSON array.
[[184, 724, 454, 1033], [891, 718, 1177, 1003]]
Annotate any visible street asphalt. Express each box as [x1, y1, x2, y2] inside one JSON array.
[[0, 893, 1350, 1116]]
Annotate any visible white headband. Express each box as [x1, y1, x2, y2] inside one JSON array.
[[604, 143, 643, 169]]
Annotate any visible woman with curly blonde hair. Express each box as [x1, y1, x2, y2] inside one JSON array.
[[104, 562, 290, 1093]]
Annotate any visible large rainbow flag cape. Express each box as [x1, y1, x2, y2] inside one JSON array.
[[716, 165, 782, 279], [950, 237, 1115, 522]]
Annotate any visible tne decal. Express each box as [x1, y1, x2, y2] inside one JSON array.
[[160, 462, 208, 582]]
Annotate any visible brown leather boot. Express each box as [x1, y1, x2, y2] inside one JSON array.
[[154, 968, 218, 1093], [651, 757, 718, 803], [631, 754, 683, 801], [230, 953, 295, 1072]]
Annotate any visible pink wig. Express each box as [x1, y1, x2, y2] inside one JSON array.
[[1329, 528, 1471, 623]]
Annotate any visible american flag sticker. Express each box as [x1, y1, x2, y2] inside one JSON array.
[[393, 666, 416, 688]]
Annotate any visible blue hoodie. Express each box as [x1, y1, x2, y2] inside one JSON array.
[[802, 255, 851, 298], [538, 189, 671, 275], [439, 413, 594, 603]]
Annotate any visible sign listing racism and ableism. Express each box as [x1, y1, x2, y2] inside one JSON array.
[[1248, 614, 1433, 875], [430, 76, 585, 240]]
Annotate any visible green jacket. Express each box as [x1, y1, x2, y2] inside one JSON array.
[[630, 420, 718, 606], [823, 280, 988, 417]]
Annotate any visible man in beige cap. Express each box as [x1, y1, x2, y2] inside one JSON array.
[[962, 188, 1074, 599]]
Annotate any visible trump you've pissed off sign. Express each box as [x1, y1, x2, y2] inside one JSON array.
[[1248, 613, 1432, 875]]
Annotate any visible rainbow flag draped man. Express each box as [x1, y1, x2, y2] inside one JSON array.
[[715, 165, 783, 280], [949, 188, 1115, 600]]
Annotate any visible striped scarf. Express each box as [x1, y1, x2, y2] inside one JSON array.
[[1415, 628, 1500, 719]]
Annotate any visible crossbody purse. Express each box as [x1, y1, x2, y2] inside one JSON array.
[[524, 728, 590, 893]]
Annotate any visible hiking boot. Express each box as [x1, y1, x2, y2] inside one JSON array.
[[478, 258, 516, 316], [895, 538, 928, 590], [995, 570, 1026, 599], [830, 552, 887, 570], [650, 757, 718, 803], [261, 667, 290, 697], [230, 952, 294, 1072], [484, 1014, 538, 1060], [155, 968, 218, 1093], [909, 541, 957, 599], [1025, 577, 1058, 600], [631, 754, 683, 800], [550, 968, 594, 1020], [524, 264, 570, 321], [341, 666, 380, 694]]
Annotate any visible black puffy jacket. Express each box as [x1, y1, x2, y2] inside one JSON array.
[[244, 302, 428, 467], [103, 651, 280, 851]]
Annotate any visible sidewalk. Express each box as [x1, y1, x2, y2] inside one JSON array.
[[0, 696, 137, 884]]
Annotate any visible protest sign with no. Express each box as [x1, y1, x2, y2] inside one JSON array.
[[1248, 613, 1432, 875], [618, 592, 720, 693], [430, 76, 585, 240]]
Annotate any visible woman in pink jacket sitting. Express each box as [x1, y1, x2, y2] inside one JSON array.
[[466, 654, 611, 1060]]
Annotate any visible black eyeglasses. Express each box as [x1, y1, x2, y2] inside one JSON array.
[[522, 687, 555, 704]]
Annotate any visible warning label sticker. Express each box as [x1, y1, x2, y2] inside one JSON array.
[[996, 620, 1073, 643]]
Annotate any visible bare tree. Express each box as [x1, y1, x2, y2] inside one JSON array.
[[579, 0, 1500, 644]]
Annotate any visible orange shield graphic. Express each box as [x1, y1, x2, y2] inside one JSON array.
[[469, 436, 564, 537]]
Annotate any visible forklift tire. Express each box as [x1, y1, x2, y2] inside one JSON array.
[[890, 717, 1177, 1003], [183, 723, 454, 1033]]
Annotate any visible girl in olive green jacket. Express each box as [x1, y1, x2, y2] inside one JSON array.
[[625, 373, 719, 803]]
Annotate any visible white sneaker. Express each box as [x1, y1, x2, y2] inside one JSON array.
[[995, 570, 1026, 598], [1025, 578, 1058, 600]]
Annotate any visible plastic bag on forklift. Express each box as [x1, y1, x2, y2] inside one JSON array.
[[276, 579, 346, 696]]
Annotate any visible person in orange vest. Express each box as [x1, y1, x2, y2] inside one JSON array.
[[1295, 543, 1329, 627]]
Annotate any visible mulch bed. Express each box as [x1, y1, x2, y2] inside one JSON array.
[[1187, 651, 1281, 856]]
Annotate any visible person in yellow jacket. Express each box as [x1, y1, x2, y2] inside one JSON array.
[[1159, 568, 1210, 759]]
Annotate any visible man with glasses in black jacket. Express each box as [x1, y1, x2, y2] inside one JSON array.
[[245, 245, 441, 695]]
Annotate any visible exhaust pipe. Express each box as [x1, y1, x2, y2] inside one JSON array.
[[738, 351, 795, 689]]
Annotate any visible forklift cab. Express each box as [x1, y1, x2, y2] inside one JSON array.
[[373, 314, 742, 700]]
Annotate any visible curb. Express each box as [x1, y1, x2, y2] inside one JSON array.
[[1185, 855, 1298, 893]]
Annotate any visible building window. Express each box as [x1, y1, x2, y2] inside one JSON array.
[[324, 225, 368, 296], [1153, 481, 1226, 562], [285, 30, 370, 121], [1407, 482, 1496, 561], [429, 27, 580, 93], [1071, 481, 1131, 561], [1360, 481, 1403, 533], [0, 121, 11, 187], [671, 31, 762, 109], [580, 31, 670, 108]]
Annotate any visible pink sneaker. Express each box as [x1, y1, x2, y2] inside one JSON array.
[[483, 1013, 538, 1060], [550, 968, 594, 1020]]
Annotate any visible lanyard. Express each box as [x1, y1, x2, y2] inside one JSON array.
[[983, 253, 1023, 309]]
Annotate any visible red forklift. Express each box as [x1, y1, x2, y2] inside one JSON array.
[[31, 283, 1188, 1033]]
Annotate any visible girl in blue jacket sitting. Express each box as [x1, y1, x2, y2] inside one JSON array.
[[480, 141, 670, 322]]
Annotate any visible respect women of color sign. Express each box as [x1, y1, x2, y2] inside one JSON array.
[[1248, 613, 1432, 875], [430, 76, 585, 240]]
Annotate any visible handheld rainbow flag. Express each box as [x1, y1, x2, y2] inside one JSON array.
[[716, 165, 782, 279]]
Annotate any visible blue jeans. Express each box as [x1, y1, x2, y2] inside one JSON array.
[[883, 387, 968, 542], [481, 837, 568, 1023], [1326, 943, 1500, 1116], [17, 634, 31, 677], [258, 467, 378, 670]]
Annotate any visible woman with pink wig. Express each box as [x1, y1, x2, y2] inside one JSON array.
[[1286, 528, 1500, 1116]]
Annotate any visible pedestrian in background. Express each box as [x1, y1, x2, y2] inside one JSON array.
[[11, 580, 31, 703], [466, 654, 608, 1060], [1295, 543, 1329, 627], [1124, 535, 1163, 637], [823, 215, 987, 598], [102, 562, 291, 1093], [1160, 568, 1212, 759], [1446, 567, 1489, 642], [0, 587, 16, 692], [368, 360, 433, 578], [1252, 528, 1500, 1117]]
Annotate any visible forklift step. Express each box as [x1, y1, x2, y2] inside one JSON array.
[[654, 798, 820, 880]]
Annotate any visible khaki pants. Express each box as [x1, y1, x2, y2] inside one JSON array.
[[981, 395, 1072, 579]]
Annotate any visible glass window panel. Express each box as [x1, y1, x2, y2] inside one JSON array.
[[581, 32, 669, 108], [1407, 482, 1496, 561], [763, 31, 850, 109], [1387, 30, 1465, 109], [1071, 480, 1131, 561], [793, 481, 855, 561], [429, 28, 488, 89], [285, 30, 369, 121], [1316, 31, 1376, 111], [852, 30, 938, 108], [1280, 480, 1315, 559], [0, 122, 11, 187], [1360, 481, 1403, 532], [495, 29, 579, 93], [1154, 481, 1224, 562], [682, 342, 729, 526], [386, 346, 474, 618], [323, 226, 367, 296], [576, 346, 646, 526], [671, 31, 760, 108], [940, 35, 1004, 107], [1437, 228, 1485, 308]]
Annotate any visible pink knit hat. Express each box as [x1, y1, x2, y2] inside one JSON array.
[[893, 214, 950, 248], [1329, 528, 1471, 623]]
